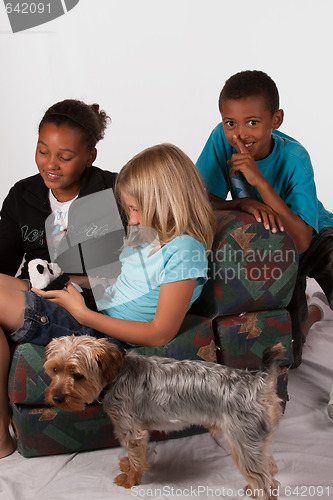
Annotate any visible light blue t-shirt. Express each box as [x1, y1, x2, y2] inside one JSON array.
[[96, 234, 208, 322], [196, 123, 333, 233]]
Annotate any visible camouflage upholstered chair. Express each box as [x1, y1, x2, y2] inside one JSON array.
[[8, 210, 297, 458], [193, 210, 297, 402]]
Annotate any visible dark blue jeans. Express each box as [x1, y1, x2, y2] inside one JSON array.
[[8, 289, 126, 352]]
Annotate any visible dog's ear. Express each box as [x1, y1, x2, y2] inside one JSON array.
[[44, 339, 58, 363], [96, 339, 124, 383]]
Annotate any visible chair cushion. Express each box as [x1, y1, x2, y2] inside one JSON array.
[[193, 211, 298, 318], [11, 401, 207, 458], [214, 308, 293, 403], [8, 314, 216, 405], [11, 402, 118, 457]]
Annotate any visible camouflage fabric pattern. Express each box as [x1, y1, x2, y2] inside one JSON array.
[[11, 402, 206, 458], [8, 210, 298, 458], [133, 314, 216, 362], [215, 309, 293, 403], [9, 315, 215, 406], [9, 344, 49, 405], [8, 315, 215, 457], [11, 402, 118, 457], [195, 211, 298, 317]]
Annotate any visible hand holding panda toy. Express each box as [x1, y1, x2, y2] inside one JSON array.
[[28, 259, 70, 291]]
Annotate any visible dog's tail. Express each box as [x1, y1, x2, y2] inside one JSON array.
[[261, 343, 286, 375]]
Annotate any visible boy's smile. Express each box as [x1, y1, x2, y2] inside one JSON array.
[[220, 96, 283, 161]]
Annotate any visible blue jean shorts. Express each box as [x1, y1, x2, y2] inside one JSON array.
[[9, 290, 127, 351]]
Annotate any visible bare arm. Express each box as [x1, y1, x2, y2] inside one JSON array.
[[226, 136, 313, 253], [249, 176, 313, 253], [209, 192, 286, 237], [32, 278, 196, 347]]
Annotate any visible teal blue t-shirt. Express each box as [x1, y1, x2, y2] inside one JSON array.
[[196, 123, 333, 233], [96, 234, 208, 322]]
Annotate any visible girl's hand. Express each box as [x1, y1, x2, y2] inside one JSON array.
[[31, 283, 88, 322], [236, 197, 285, 234], [227, 135, 266, 188]]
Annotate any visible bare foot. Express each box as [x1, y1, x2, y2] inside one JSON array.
[[0, 431, 16, 458]]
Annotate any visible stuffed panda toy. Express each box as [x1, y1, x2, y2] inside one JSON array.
[[28, 259, 70, 291]]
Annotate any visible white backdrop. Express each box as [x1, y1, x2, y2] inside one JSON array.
[[0, 0, 332, 211]]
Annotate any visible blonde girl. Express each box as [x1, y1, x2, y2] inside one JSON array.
[[0, 143, 215, 458]]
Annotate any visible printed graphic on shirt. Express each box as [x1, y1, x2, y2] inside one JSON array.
[[21, 225, 44, 245], [49, 210, 69, 259], [45, 188, 125, 280], [48, 190, 76, 259]]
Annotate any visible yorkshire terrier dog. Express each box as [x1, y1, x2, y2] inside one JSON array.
[[43, 335, 285, 499]]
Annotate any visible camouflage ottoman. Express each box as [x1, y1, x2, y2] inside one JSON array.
[[9, 315, 215, 457], [8, 210, 297, 458]]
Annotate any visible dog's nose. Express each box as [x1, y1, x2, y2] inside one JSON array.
[[52, 395, 64, 404]]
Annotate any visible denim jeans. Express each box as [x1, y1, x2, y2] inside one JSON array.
[[9, 289, 126, 352]]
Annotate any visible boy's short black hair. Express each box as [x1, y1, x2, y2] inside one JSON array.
[[218, 70, 280, 115]]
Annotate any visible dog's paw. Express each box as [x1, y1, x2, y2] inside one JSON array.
[[244, 485, 259, 499], [119, 457, 130, 473], [269, 479, 280, 500], [245, 483, 277, 500], [114, 472, 138, 489]]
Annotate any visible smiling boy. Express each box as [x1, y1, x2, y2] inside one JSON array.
[[196, 70, 333, 367]]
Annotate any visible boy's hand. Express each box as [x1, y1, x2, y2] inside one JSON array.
[[235, 197, 284, 233], [227, 135, 265, 188], [228, 135, 284, 233]]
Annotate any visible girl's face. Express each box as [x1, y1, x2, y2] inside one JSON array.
[[120, 191, 143, 226], [35, 123, 97, 202], [220, 96, 283, 161]]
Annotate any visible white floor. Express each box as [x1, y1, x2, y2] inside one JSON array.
[[1, 280, 333, 500]]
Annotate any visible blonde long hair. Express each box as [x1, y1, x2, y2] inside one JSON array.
[[115, 143, 215, 249]]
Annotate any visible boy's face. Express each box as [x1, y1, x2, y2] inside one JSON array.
[[220, 96, 283, 161]]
